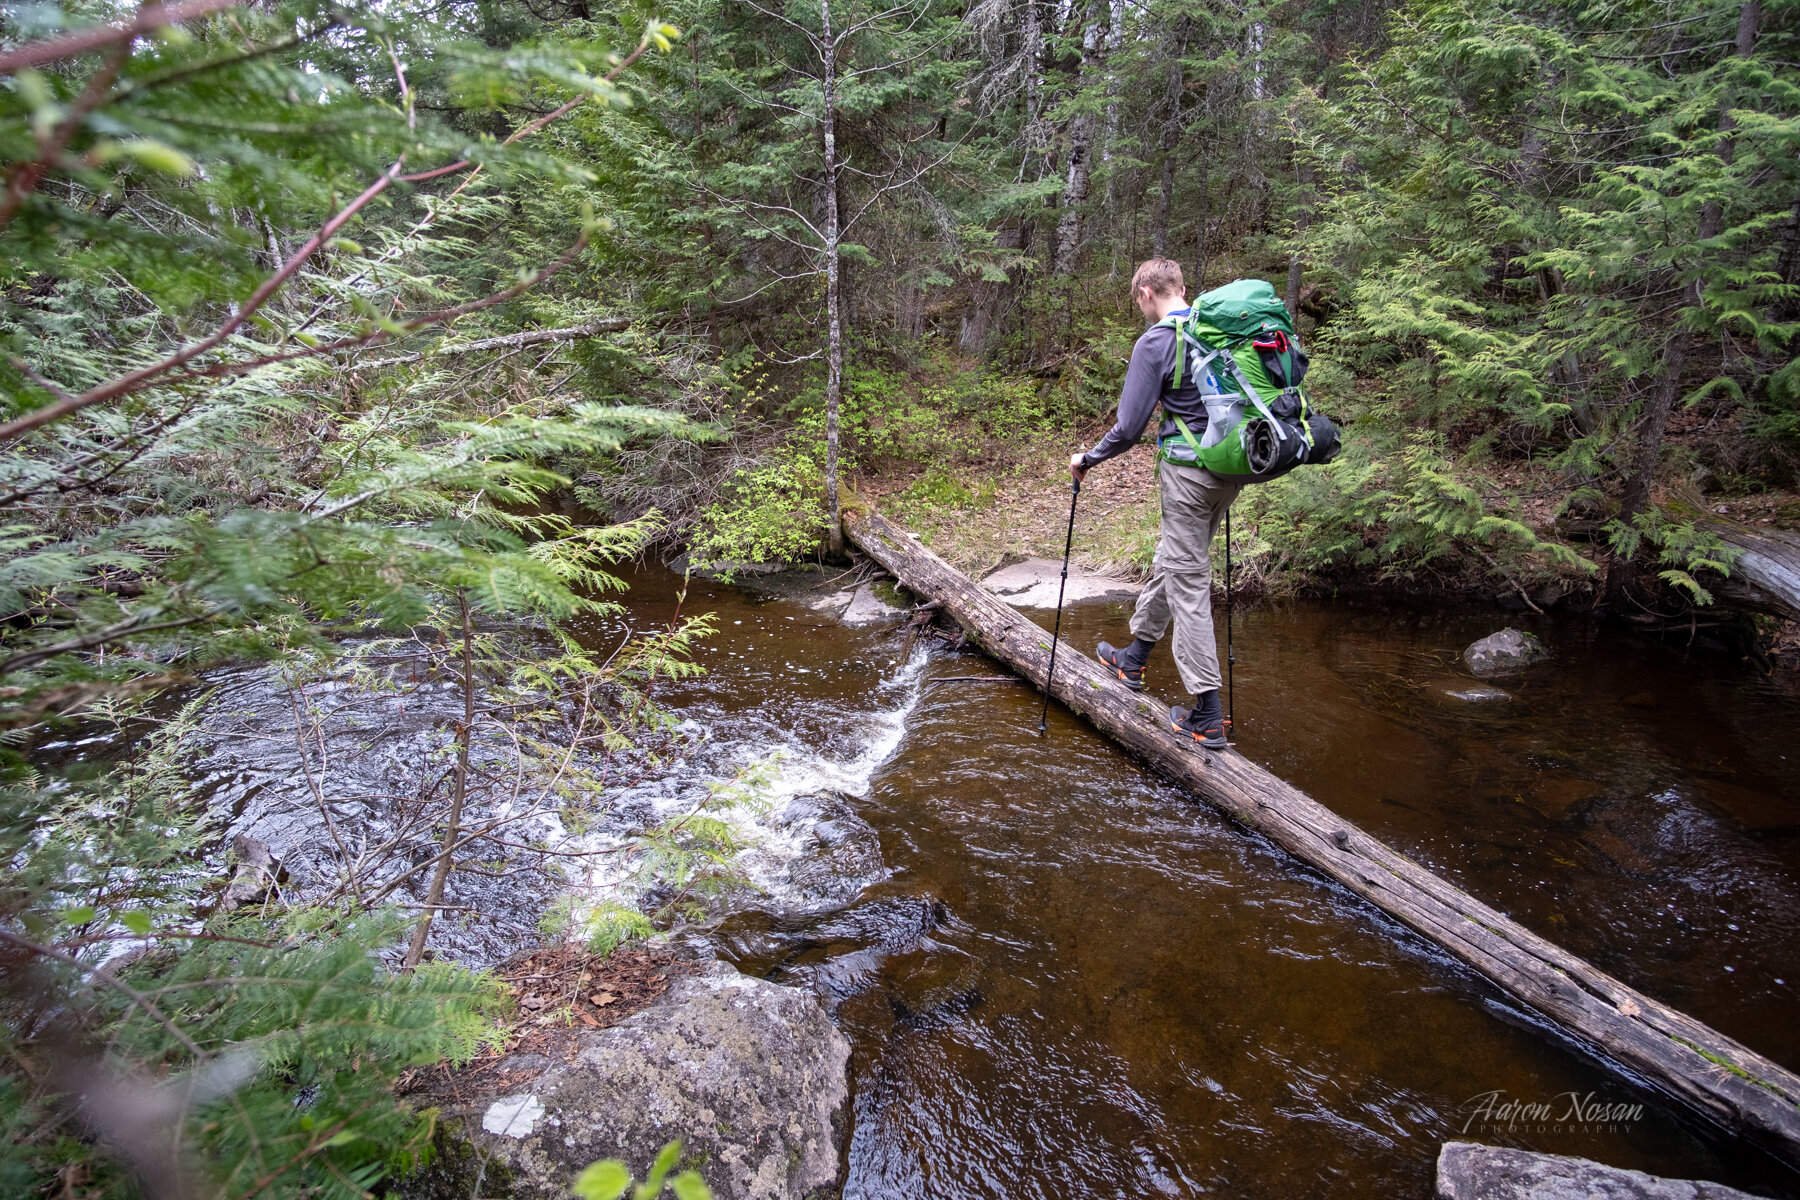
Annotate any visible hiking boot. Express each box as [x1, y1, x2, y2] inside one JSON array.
[[1170, 704, 1229, 750], [1097, 640, 1149, 691]]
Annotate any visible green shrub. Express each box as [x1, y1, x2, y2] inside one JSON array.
[[688, 441, 827, 568]]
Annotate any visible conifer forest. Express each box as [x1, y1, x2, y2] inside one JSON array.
[[2, 0, 1798, 1197]]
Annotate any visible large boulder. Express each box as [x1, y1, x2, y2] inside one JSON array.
[[1463, 628, 1550, 677], [1436, 1142, 1757, 1199], [433, 961, 849, 1200]]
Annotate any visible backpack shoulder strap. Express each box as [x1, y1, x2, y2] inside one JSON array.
[[1162, 316, 1226, 394], [1157, 315, 1186, 391]]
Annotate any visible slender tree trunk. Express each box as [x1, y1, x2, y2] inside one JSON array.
[[1776, 187, 1800, 319], [1024, 0, 1043, 159], [1244, 5, 1269, 219], [1151, 48, 1185, 259], [1100, 0, 1124, 278], [821, 0, 845, 558], [1609, 0, 1758, 604], [403, 592, 474, 970], [1053, 4, 1105, 274], [1193, 153, 1210, 290]]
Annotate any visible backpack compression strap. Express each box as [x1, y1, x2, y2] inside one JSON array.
[[1172, 413, 1206, 461], [1165, 319, 1289, 440]]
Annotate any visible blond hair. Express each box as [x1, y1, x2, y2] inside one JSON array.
[[1130, 258, 1185, 301]]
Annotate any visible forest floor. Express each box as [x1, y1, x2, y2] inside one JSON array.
[[856, 418, 1164, 582]]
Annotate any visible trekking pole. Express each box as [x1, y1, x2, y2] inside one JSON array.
[[1037, 477, 1081, 737], [1224, 506, 1235, 733]]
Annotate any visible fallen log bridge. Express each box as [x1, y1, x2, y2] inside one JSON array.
[[844, 508, 1800, 1169]]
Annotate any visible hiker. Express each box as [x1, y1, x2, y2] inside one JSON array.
[[1069, 258, 1240, 749]]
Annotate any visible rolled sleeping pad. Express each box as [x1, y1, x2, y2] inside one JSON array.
[[1243, 417, 1310, 476], [1305, 413, 1343, 465]]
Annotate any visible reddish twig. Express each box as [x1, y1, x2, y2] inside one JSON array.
[[0, 0, 240, 74]]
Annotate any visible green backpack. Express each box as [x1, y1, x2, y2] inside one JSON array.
[[1157, 278, 1341, 482]]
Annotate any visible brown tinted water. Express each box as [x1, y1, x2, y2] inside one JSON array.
[[582, 568, 1800, 1200]]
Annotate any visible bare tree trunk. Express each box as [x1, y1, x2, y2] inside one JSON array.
[[403, 592, 474, 971], [1151, 48, 1185, 259], [1284, 161, 1312, 314], [1023, 0, 1045, 166], [1777, 187, 1800, 319], [1053, 4, 1105, 274], [1192, 152, 1210, 290], [821, 0, 845, 559], [1244, 5, 1269, 217], [1101, 0, 1125, 278], [1153, 148, 1175, 258]]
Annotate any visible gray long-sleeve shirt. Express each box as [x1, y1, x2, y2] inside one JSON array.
[[1078, 313, 1212, 468]]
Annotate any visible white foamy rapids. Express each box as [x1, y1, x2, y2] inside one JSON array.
[[567, 646, 931, 916]]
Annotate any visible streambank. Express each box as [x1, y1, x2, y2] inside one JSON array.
[[850, 446, 1800, 664]]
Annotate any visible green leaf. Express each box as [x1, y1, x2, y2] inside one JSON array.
[[62, 906, 96, 925], [669, 1171, 713, 1200], [120, 911, 153, 936], [636, 1140, 682, 1199], [573, 1161, 632, 1200], [113, 139, 197, 177]]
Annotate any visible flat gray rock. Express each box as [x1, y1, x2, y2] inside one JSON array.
[[841, 581, 903, 625], [1463, 628, 1550, 677], [435, 961, 849, 1200], [982, 558, 1140, 607], [1436, 1142, 1757, 1199], [807, 588, 856, 617]]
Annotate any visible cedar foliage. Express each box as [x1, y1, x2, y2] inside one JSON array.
[[0, 2, 701, 1195]]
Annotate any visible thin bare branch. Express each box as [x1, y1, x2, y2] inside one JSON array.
[[0, 0, 240, 74]]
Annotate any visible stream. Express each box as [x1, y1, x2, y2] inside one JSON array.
[[567, 565, 1800, 1200]]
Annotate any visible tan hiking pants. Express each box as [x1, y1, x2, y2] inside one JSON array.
[[1129, 461, 1243, 696]]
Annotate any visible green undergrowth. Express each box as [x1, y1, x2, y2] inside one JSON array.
[[687, 346, 1096, 569]]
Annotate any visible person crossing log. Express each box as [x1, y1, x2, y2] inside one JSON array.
[[1071, 261, 1341, 748], [842, 505, 1800, 1172]]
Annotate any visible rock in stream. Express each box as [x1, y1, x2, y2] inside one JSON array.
[[1463, 628, 1550, 677], [1436, 1141, 1758, 1199], [416, 961, 849, 1200]]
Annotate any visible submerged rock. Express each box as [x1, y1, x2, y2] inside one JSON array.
[[1436, 1141, 1757, 1199], [1433, 681, 1512, 703], [778, 792, 889, 908], [428, 961, 849, 1200], [1463, 629, 1550, 677]]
